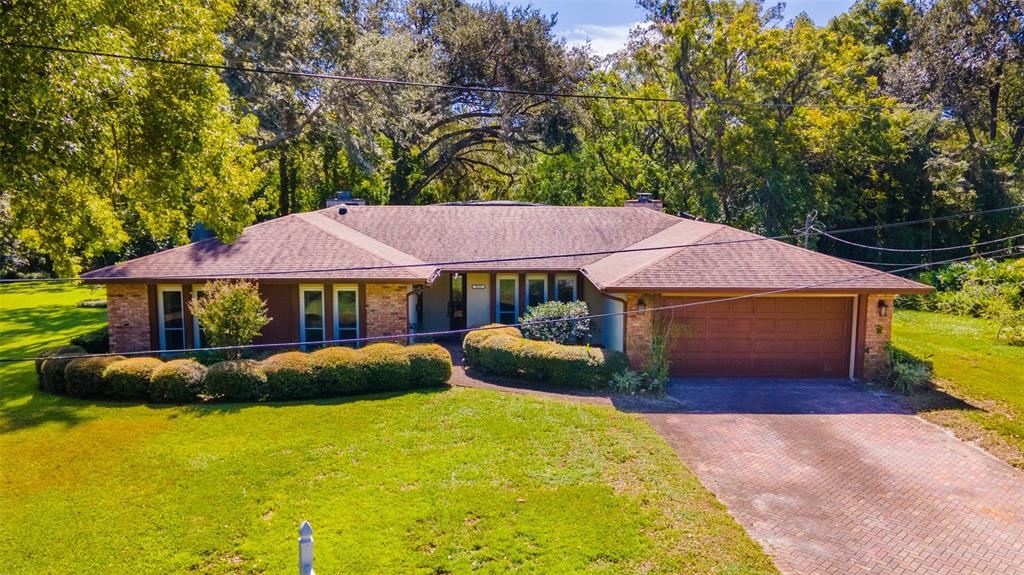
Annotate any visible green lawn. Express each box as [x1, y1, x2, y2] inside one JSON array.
[[893, 310, 1024, 466], [0, 283, 775, 574]]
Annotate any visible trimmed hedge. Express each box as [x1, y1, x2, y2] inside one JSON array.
[[465, 328, 628, 389], [38, 343, 453, 403], [150, 359, 207, 403], [205, 360, 266, 402], [462, 324, 523, 364], [38, 346, 88, 393], [104, 357, 164, 398], [407, 344, 453, 387], [261, 351, 318, 400], [70, 326, 110, 354], [64, 355, 126, 398]]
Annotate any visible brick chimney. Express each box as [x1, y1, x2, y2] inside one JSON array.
[[625, 192, 663, 211]]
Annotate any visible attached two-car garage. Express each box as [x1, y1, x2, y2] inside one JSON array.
[[660, 296, 855, 378]]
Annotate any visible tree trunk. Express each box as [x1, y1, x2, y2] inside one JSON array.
[[278, 148, 290, 217]]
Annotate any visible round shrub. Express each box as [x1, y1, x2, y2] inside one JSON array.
[[462, 324, 523, 365], [474, 333, 629, 389], [36, 345, 86, 377], [103, 357, 164, 399], [64, 355, 127, 398], [406, 344, 452, 387], [309, 346, 362, 395], [70, 326, 110, 353], [261, 352, 318, 401], [204, 359, 266, 402], [476, 334, 525, 376], [355, 343, 411, 392], [150, 359, 207, 403]]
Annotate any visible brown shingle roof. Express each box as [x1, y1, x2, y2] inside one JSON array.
[[81, 205, 930, 293]]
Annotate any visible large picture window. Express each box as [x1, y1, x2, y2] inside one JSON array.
[[157, 285, 185, 351], [300, 285, 325, 347], [555, 275, 577, 303], [525, 275, 547, 310], [334, 286, 359, 346], [496, 275, 518, 324]]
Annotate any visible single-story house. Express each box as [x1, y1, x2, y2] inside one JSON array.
[[81, 198, 930, 379]]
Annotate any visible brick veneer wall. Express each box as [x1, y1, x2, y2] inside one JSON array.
[[624, 293, 654, 370], [107, 284, 151, 353], [862, 293, 895, 379], [365, 284, 410, 341]]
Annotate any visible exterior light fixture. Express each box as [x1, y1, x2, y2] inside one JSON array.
[[878, 300, 889, 317], [637, 297, 647, 311]]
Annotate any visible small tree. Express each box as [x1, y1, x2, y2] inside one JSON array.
[[189, 280, 271, 358], [520, 300, 591, 344]]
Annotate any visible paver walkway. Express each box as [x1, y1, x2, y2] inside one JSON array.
[[648, 378, 1024, 575]]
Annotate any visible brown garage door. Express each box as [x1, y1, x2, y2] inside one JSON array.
[[661, 296, 853, 378]]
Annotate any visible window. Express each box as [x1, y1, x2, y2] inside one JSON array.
[[525, 275, 547, 310], [555, 275, 577, 303], [192, 287, 207, 348], [157, 286, 185, 351], [334, 286, 359, 346], [496, 275, 518, 324], [300, 286, 325, 347]]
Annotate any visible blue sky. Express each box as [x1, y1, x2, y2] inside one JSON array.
[[518, 1, 855, 55]]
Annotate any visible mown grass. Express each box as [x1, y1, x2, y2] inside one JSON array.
[[0, 283, 775, 574], [893, 310, 1024, 466]]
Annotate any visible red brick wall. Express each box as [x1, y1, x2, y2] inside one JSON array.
[[862, 293, 895, 379], [107, 284, 151, 353], [365, 284, 411, 341], [624, 292, 654, 370]]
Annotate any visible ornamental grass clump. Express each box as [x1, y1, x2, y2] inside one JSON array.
[[104, 357, 164, 399], [149, 359, 207, 403], [63, 355, 126, 398]]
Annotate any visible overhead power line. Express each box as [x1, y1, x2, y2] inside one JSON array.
[[7, 41, 1022, 112], [1, 203, 1021, 284], [2, 242, 1020, 363], [818, 230, 1024, 253]]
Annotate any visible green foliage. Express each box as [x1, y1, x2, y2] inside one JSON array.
[[1, 0, 260, 276], [204, 360, 266, 402], [63, 355, 126, 398], [406, 344, 453, 387], [520, 300, 591, 344], [309, 346, 363, 395], [261, 351, 318, 401], [609, 369, 665, 396], [149, 359, 207, 403], [467, 327, 629, 389], [189, 280, 271, 356], [645, 323, 676, 390], [882, 344, 933, 395], [70, 326, 109, 354], [103, 357, 163, 399], [462, 324, 523, 364], [355, 343, 412, 391], [37, 346, 87, 393]]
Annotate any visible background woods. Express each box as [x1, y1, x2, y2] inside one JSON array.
[[1, 0, 1022, 277]]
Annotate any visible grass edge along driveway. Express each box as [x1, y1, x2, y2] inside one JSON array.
[[0, 283, 776, 574]]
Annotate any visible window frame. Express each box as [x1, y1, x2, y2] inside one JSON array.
[[332, 284, 360, 346], [299, 284, 326, 346], [191, 285, 207, 349], [495, 274, 519, 324], [525, 274, 548, 310], [555, 274, 577, 303], [156, 284, 185, 351]]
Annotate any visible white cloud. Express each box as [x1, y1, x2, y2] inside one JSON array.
[[561, 22, 642, 57]]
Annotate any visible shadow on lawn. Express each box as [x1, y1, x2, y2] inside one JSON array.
[[0, 391, 99, 433], [0, 306, 105, 343]]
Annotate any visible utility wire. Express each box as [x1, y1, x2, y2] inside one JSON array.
[[3, 204, 1022, 284], [818, 230, 1024, 253], [3, 243, 1020, 363], [7, 42, 1022, 112]]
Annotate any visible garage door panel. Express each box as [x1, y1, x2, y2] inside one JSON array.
[[663, 296, 853, 378]]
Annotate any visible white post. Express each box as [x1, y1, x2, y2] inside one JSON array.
[[298, 521, 314, 575]]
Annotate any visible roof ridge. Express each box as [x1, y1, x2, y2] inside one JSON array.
[[295, 212, 437, 280]]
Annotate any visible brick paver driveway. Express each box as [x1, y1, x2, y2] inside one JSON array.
[[645, 379, 1024, 575]]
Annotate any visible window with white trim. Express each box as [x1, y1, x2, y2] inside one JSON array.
[[496, 275, 519, 324], [299, 285, 325, 347], [191, 286, 208, 348], [157, 285, 185, 351], [555, 274, 577, 303], [525, 274, 547, 310], [333, 286, 359, 347]]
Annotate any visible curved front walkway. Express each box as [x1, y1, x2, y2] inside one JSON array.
[[649, 378, 1024, 575]]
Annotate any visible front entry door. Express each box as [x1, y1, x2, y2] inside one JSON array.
[[449, 274, 467, 331]]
